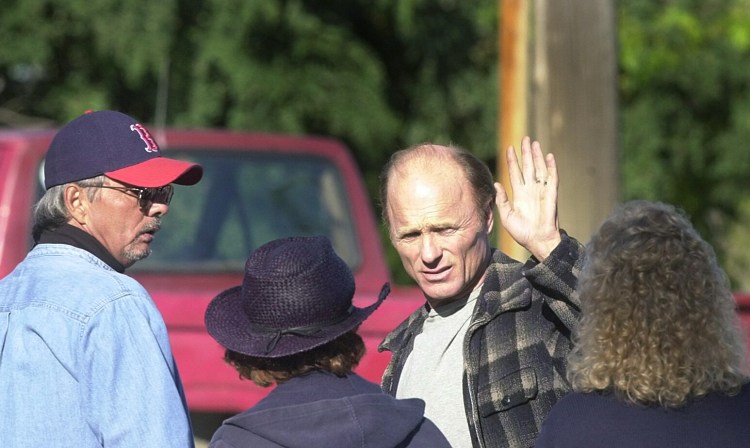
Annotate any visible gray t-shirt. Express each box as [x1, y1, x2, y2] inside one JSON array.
[[395, 287, 481, 447]]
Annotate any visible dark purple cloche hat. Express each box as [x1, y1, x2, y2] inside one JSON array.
[[204, 236, 390, 358], [44, 110, 203, 189]]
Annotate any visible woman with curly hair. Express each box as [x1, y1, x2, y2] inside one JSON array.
[[535, 200, 750, 448], [204, 236, 450, 448]]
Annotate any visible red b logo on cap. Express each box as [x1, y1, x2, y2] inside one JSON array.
[[130, 124, 159, 153]]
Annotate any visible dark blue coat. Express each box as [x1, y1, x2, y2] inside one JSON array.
[[535, 382, 750, 448], [208, 371, 451, 448]]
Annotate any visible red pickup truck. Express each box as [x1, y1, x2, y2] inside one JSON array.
[[0, 127, 425, 414]]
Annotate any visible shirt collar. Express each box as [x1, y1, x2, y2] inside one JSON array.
[[37, 224, 126, 273]]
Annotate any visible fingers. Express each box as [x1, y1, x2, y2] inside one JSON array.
[[494, 182, 510, 215], [521, 136, 535, 185], [531, 140, 549, 184], [507, 136, 554, 186], [506, 143, 522, 188], [545, 152, 558, 188], [498, 137, 561, 257]]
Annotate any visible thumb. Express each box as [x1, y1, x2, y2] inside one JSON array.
[[494, 182, 511, 219]]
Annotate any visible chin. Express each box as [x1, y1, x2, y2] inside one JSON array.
[[421, 285, 461, 303], [123, 247, 151, 266]]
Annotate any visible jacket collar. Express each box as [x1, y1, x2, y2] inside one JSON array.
[[473, 248, 533, 319], [379, 248, 533, 353], [37, 224, 126, 273]]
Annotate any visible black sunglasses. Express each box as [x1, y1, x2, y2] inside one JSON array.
[[93, 184, 174, 209]]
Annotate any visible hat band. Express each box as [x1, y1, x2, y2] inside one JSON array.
[[249, 305, 356, 354]]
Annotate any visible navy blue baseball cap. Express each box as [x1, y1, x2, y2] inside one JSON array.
[[43, 110, 203, 189]]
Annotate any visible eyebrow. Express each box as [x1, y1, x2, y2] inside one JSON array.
[[395, 221, 455, 238]]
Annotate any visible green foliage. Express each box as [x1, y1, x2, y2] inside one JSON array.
[[724, 197, 750, 291], [0, 0, 178, 120], [0, 0, 497, 285], [0, 0, 498, 185], [619, 0, 750, 286], [7, 0, 750, 287], [181, 0, 400, 161]]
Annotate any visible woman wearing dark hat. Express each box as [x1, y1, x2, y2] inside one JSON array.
[[204, 236, 450, 448]]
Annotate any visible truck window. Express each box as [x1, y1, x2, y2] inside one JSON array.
[[131, 150, 361, 273]]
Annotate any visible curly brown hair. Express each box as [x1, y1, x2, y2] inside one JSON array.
[[567, 200, 748, 408], [224, 330, 366, 387]]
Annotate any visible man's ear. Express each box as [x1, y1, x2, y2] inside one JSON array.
[[65, 184, 89, 225], [484, 201, 495, 232]]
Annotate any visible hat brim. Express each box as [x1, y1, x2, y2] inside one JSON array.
[[204, 285, 388, 358], [106, 157, 203, 187]]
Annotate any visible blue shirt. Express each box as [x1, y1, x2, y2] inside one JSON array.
[[0, 244, 194, 447]]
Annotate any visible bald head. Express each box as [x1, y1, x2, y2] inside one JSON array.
[[379, 143, 496, 231]]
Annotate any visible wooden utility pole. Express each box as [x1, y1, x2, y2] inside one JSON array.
[[498, 0, 618, 251], [533, 0, 619, 243], [497, 0, 530, 260]]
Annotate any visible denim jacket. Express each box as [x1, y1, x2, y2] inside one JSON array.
[[0, 244, 194, 447]]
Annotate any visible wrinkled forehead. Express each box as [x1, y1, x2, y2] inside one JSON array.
[[388, 152, 470, 198], [386, 164, 475, 221]]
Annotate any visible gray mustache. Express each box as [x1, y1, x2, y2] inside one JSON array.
[[139, 218, 162, 235]]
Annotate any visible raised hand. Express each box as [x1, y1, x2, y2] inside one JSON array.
[[495, 136, 561, 261]]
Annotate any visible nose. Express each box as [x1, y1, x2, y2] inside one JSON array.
[[146, 202, 169, 217], [420, 233, 441, 265]]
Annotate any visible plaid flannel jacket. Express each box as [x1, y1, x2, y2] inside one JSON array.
[[379, 233, 583, 448]]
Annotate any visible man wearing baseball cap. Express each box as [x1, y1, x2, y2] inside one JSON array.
[[0, 110, 202, 447], [204, 236, 450, 447]]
